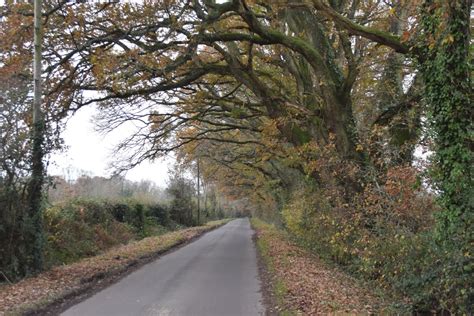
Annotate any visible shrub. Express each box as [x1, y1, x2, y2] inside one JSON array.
[[43, 200, 134, 266], [108, 202, 130, 222], [281, 165, 470, 313], [0, 187, 28, 281], [127, 203, 145, 235], [147, 204, 170, 226], [42, 198, 177, 266]]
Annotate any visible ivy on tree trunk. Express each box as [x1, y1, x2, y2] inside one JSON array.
[[24, 0, 45, 274], [419, 0, 472, 249]]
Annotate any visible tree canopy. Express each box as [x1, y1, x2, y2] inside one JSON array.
[[0, 0, 471, 312]]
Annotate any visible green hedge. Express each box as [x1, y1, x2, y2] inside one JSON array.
[[43, 198, 175, 266]]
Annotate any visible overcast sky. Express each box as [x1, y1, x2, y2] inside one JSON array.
[[48, 105, 171, 187]]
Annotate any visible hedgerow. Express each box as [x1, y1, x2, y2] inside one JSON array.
[[282, 159, 470, 313], [42, 198, 178, 268]]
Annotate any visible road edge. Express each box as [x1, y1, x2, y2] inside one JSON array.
[[251, 219, 282, 316]]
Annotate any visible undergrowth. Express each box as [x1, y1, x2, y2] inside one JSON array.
[[280, 164, 472, 314]]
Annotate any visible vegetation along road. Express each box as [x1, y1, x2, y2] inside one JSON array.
[[62, 218, 263, 316], [1, 1, 471, 314]]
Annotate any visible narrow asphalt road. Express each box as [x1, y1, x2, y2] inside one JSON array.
[[62, 218, 264, 316]]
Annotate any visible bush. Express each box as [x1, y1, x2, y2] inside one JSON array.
[[43, 200, 134, 266], [281, 165, 470, 313], [42, 198, 178, 267], [108, 202, 130, 222], [129, 203, 145, 236], [0, 187, 28, 281], [147, 204, 170, 226]]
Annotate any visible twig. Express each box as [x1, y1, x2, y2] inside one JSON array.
[[0, 270, 13, 285]]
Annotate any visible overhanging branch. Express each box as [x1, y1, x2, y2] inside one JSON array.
[[311, 0, 410, 54]]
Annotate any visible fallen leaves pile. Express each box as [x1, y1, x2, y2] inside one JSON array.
[[0, 219, 230, 315], [252, 219, 390, 315]]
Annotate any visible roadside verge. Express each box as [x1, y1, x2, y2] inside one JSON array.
[[0, 219, 232, 315], [251, 218, 393, 315]]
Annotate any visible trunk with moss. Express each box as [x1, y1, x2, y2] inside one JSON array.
[[24, 0, 45, 275]]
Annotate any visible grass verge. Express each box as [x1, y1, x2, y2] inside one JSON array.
[[0, 219, 232, 315], [253, 220, 296, 315], [251, 218, 395, 315]]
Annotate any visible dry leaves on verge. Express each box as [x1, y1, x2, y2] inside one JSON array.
[[252, 219, 388, 315], [0, 220, 230, 315]]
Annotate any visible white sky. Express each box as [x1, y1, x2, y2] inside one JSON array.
[[48, 105, 171, 187]]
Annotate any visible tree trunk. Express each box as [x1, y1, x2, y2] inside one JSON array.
[[420, 0, 472, 248], [25, 0, 45, 274], [197, 157, 201, 225]]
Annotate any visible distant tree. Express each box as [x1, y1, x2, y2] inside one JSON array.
[[0, 73, 32, 280], [48, 174, 166, 203], [166, 166, 196, 227]]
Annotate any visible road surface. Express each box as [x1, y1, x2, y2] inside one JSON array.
[[62, 218, 264, 316]]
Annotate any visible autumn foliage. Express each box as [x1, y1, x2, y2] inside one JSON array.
[[0, 0, 472, 313]]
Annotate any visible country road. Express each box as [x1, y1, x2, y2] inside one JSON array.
[[62, 218, 264, 316]]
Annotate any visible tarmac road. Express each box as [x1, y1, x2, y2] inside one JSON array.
[[62, 218, 264, 316]]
